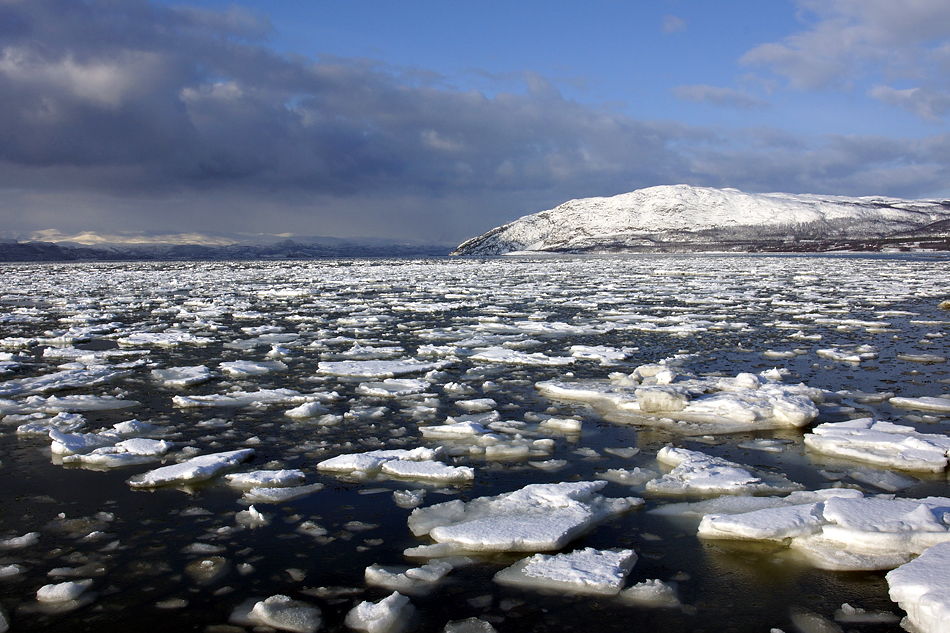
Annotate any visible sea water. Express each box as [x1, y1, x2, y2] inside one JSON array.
[[0, 253, 948, 632]]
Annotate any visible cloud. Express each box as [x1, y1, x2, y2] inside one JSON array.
[[870, 85, 950, 122], [672, 84, 769, 109], [739, 0, 950, 120], [1, 0, 950, 242], [662, 15, 686, 34]]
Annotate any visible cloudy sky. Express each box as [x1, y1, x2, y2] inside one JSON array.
[[3, 0, 950, 245]]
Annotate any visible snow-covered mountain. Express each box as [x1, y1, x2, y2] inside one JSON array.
[[452, 185, 950, 255]]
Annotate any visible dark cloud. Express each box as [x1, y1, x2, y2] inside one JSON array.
[[2, 0, 950, 242]]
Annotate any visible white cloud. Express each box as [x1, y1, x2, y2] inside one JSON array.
[[672, 85, 769, 109], [870, 85, 950, 122], [662, 15, 686, 34]]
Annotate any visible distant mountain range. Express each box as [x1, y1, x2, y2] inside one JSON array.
[[0, 237, 454, 262], [452, 185, 950, 255]]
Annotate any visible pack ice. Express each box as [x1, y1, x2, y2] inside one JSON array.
[[805, 418, 950, 472]]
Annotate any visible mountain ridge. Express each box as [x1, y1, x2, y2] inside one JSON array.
[[452, 185, 950, 255]]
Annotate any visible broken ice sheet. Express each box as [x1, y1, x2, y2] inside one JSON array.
[[645, 447, 803, 496], [494, 547, 636, 596], [804, 418, 950, 472], [127, 448, 255, 488], [405, 481, 642, 557], [887, 540, 950, 633], [537, 367, 824, 434], [698, 493, 950, 570], [365, 560, 453, 595]]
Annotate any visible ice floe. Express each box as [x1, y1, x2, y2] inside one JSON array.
[[698, 493, 950, 570], [645, 447, 803, 496], [889, 396, 950, 413], [887, 541, 950, 633], [494, 547, 636, 595], [804, 418, 950, 472], [127, 448, 255, 488], [406, 481, 642, 557], [537, 366, 824, 434], [365, 561, 453, 594], [345, 591, 414, 633]]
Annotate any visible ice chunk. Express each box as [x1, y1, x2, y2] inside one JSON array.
[[455, 398, 497, 413], [406, 481, 642, 556], [617, 579, 681, 607], [635, 386, 690, 412], [805, 418, 950, 472], [494, 547, 636, 595], [285, 401, 329, 418], [151, 365, 212, 387], [127, 449, 255, 488], [317, 359, 450, 378], [699, 493, 950, 570], [0, 366, 130, 397], [317, 447, 442, 475], [16, 412, 86, 436], [60, 438, 174, 468], [0, 532, 39, 550], [365, 561, 453, 594], [393, 489, 426, 508], [36, 579, 93, 603], [118, 332, 212, 347], [242, 483, 324, 504], [226, 469, 306, 489], [247, 595, 321, 633], [357, 379, 429, 397], [219, 360, 287, 377], [470, 347, 574, 366], [173, 388, 309, 409], [345, 591, 414, 633], [887, 541, 950, 633], [646, 447, 804, 496], [443, 617, 497, 633], [889, 396, 950, 413], [380, 460, 475, 482]]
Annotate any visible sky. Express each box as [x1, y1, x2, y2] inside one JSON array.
[[3, 0, 950, 245]]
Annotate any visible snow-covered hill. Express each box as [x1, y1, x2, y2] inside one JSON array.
[[452, 185, 950, 255]]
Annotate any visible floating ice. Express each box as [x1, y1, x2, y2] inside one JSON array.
[[804, 418, 950, 472], [0, 394, 138, 415], [537, 367, 822, 434], [285, 401, 329, 418], [356, 379, 430, 398], [699, 494, 950, 570], [816, 346, 878, 363], [887, 540, 950, 633], [317, 359, 450, 378], [569, 345, 634, 365], [173, 388, 313, 409], [219, 360, 287, 376], [61, 438, 175, 468], [242, 483, 324, 504], [494, 547, 636, 595], [151, 365, 212, 387], [118, 332, 212, 347], [617, 579, 681, 607], [127, 449, 255, 488], [889, 396, 950, 414], [16, 412, 86, 436], [317, 447, 443, 477], [645, 447, 804, 496], [0, 366, 130, 397], [36, 579, 93, 603], [380, 460, 474, 482], [470, 347, 574, 366], [345, 591, 414, 633], [226, 469, 306, 489], [897, 353, 947, 363], [365, 561, 453, 594], [406, 481, 642, 556], [0, 532, 39, 550]]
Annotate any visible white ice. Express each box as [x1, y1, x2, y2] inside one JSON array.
[[804, 418, 950, 472], [36, 579, 93, 603], [345, 591, 414, 633], [226, 469, 306, 488], [887, 540, 950, 633], [617, 579, 681, 607], [365, 561, 453, 594], [151, 365, 212, 387], [889, 396, 950, 413], [494, 547, 636, 595], [219, 360, 287, 377], [317, 359, 450, 378], [699, 493, 950, 570], [127, 448, 255, 488], [645, 447, 803, 496], [406, 481, 642, 556]]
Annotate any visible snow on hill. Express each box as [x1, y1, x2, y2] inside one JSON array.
[[452, 185, 950, 255]]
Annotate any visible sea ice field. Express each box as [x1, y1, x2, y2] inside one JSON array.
[[0, 253, 949, 633]]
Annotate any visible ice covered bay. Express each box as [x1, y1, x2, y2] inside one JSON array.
[[0, 254, 948, 632]]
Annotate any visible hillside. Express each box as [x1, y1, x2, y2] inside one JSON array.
[[452, 185, 950, 255]]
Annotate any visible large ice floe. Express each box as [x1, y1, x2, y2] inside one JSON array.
[[645, 447, 804, 496], [405, 481, 642, 557], [804, 418, 950, 472], [887, 541, 950, 633], [698, 492, 950, 570], [537, 365, 824, 434], [494, 547, 637, 595]]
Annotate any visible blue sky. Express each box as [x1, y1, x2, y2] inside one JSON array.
[[2, 0, 950, 244]]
